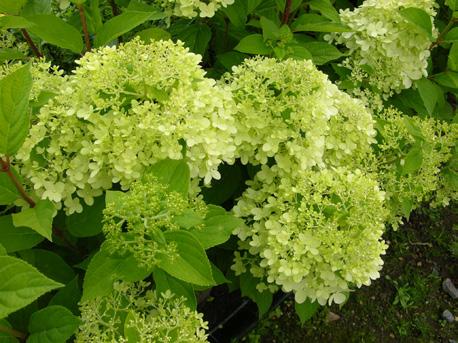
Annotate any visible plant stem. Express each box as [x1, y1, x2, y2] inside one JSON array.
[[78, 4, 91, 52], [430, 17, 458, 49], [0, 157, 36, 208], [281, 0, 293, 25], [20, 29, 43, 58], [0, 325, 27, 341]]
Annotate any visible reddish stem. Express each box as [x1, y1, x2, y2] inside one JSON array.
[[0, 158, 36, 208], [281, 0, 292, 25], [20, 29, 43, 58], [78, 4, 91, 52]]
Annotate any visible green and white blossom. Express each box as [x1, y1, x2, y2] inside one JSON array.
[[327, 0, 437, 97], [16, 39, 237, 213], [373, 108, 457, 227], [222, 57, 375, 172], [154, 0, 234, 18], [232, 166, 388, 305], [76, 281, 208, 342], [103, 173, 208, 267]]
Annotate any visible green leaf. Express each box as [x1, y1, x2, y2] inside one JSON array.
[[153, 269, 196, 310], [65, 195, 105, 237], [399, 197, 414, 218], [400, 7, 432, 39], [216, 51, 247, 71], [287, 45, 312, 60], [0, 319, 19, 342], [189, 205, 242, 249], [0, 15, 32, 28], [0, 63, 32, 155], [445, 27, 458, 42], [302, 42, 343, 65], [239, 272, 272, 318], [295, 299, 319, 324], [18, 249, 75, 284], [222, 0, 248, 28], [27, 305, 80, 343], [415, 78, 441, 115], [0, 244, 5, 256], [448, 43, 458, 71], [260, 16, 280, 40], [0, 48, 27, 64], [12, 200, 55, 241], [94, 10, 163, 47], [158, 231, 215, 286], [135, 27, 171, 42], [123, 311, 141, 343], [433, 71, 458, 89], [0, 255, 62, 319], [0, 0, 27, 15], [402, 145, 423, 175], [292, 14, 350, 32], [48, 277, 81, 315], [20, 0, 52, 16], [201, 163, 244, 205], [309, 0, 340, 22], [147, 159, 190, 196], [170, 21, 212, 56], [0, 215, 44, 253], [82, 248, 151, 302], [445, 0, 457, 10], [0, 172, 20, 204], [402, 117, 425, 140], [25, 15, 83, 53], [235, 34, 271, 55]]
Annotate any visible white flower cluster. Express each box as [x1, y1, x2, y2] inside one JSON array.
[[327, 0, 437, 96], [232, 166, 387, 305], [225, 58, 387, 305], [76, 282, 208, 342], [155, 0, 234, 18], [17, 39, 236, 213], [221, 57, 376, 172]]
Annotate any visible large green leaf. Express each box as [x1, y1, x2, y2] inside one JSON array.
[[12, 200, 55, 241], [415, 78, 441, 115], [302, 42, 343, 65], [18, 249, 75, 284], [295, 299, 319, 324], [82, 248, 151, 302], [190, 205, 243, 249], [0, 319, 19, 342], [239, 272, 272, 318], [65, 195, 105, 237], [0, 256, 62, 319], [445, 27, 458, 42], [146, 159, 190, 196], [94, 10, 163, 47], [0, 15, 32, 29], [0, 215, 44, 253], [448, 43, 458, 71], [170, 21, 212, 56], [25, 15, 83, 53], [292, 14, 350, 32], [0, 0, 27, 15], [27, 305, 80, 343], [0, 64, 32, 155], [158, 231, 215, 286], [400, 7, 432, 39], [235, 34, 271, 55], [433, 71, 458, 89], [48, 277, 81, 315], [402, 145, 423, 175], [0, 172, 20, 204], [309, 0, 339, 22], [153, 269, 196, 310]]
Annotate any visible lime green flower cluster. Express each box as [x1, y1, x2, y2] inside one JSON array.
[[155, 0, 234, 18], [232, 166, 387, 305], [222, 57, 375, 172], [327, 0, 437, 97], [0, 61, 66, 105], [103, 173, 207, 267], [17, 39, 236, 213], [373, 108, 457, 227], [76, 282, 208, 343]]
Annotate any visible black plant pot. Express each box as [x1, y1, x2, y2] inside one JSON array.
[[199, 286, 292, 343]]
